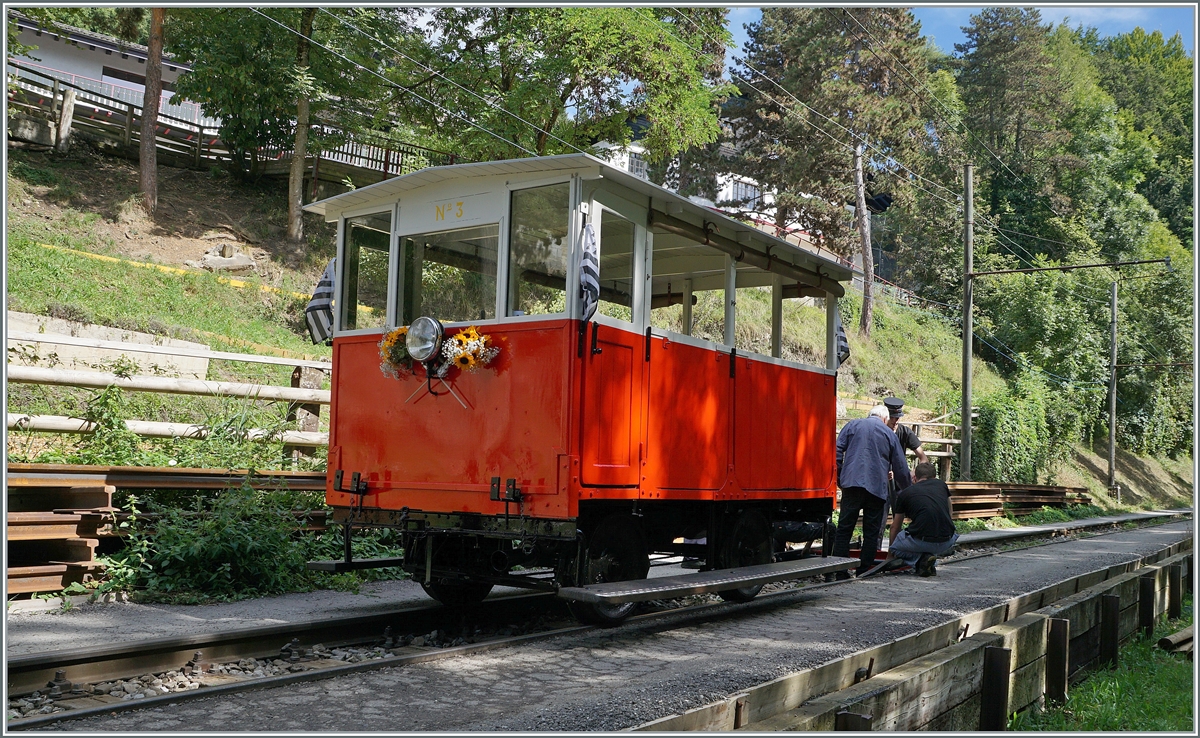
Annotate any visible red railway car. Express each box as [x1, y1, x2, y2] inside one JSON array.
[[304, 154, 853, 623]]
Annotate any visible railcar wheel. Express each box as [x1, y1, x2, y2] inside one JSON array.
[[716, 509, 773, 602], [420, 579, 494, 608], [568, 514, 650, 627]]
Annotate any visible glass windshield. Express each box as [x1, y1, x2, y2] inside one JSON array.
[[398, 224, 499, 324], [508, 183, 570, 316], [596, 208, 636, 323], [340, 211, 391, 331]]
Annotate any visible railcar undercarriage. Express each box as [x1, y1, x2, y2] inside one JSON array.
[[313, 499, 836, 625]]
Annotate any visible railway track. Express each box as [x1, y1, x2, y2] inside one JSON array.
[[6, 509, 1189, 730]]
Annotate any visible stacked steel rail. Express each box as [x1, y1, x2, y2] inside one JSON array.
[[5, 465, 326, 595], [947, 482, 1093, 519]]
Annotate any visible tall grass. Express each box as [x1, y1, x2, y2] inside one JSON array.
[[1009, 596, 1193, 731]]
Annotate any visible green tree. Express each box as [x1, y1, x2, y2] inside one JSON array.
[[732, 7, 930, 335], [389, 7, 733, 163], [1093, 28, 1194, 249], [955, 7, 1071, 249], [168, 8, 400, 189], [877, 65, 971, 302]]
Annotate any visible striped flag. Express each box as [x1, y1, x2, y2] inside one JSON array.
[[835, 303, 851, 368], [579, 223, 599, 322], [305, 258, 336, 344]]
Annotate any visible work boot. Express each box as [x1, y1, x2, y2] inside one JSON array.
[[916, 553, 937, 577]]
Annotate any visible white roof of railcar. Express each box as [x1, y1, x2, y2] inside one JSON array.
[[303, 152, 853, 284]]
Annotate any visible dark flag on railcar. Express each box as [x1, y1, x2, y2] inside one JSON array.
[[835, 304, 850, 368], [579, 222, 600, 321], [306, 258, 335, 344]]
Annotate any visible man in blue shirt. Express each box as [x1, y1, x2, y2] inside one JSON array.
[[833, 405, 913, 577]]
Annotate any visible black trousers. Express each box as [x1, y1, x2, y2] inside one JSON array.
[[832, 486, 886, 575]]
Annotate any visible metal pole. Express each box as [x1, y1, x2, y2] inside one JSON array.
[[826, 296, 838, 372], [682, 278, 693, 336], [1108, 281, 1118, 489], [961, 163, 973, 481], [771, 274, 783, 359], [724, 254, 737, 347]]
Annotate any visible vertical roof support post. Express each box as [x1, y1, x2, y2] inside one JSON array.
[[826, 294, 838, 372], [682, 278, 694, 336], [565, 174, 584, 321], [724, 254, 737, 347], [770, 274, 783, 359]]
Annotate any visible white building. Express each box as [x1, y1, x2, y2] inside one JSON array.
[[7, 14, 215, 126]]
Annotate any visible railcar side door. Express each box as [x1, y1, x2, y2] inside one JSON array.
[[579, 202, 645, 487]]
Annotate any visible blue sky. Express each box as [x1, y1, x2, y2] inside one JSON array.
[[725, 5, 1195, 65]]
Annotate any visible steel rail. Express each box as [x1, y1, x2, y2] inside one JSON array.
[[6, 463, 327, 491], [6, 512, 1191, 730], [5, 592, 565, 698]]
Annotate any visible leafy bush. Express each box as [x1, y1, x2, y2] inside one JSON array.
[[970, 367, 1083, 484], [135, 483, 309, 599], [88, 485, 407, 601]]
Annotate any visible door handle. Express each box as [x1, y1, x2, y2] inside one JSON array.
[[591, 321, 603, 355]]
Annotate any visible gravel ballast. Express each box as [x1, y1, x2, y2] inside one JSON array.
[[23, 519, 1191, 732]]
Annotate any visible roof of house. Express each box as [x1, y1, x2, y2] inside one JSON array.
[[11, 12, 188, 71], [303, 152, 853, 285]]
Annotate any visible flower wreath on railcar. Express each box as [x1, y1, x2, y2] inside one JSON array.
[[379, 325, 500, 379], [379, 326, 412, 378], [440, 325, 500, 373]]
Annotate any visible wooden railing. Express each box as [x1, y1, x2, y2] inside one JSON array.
[[259, 126, 456, 179], [8, 59, 232, 167], [6, 333, 330, 449], [7, 58, 456, 181]]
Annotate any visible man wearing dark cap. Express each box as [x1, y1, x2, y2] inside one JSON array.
[[883, 397, 928, 464]]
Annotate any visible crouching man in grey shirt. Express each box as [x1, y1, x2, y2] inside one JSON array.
[[886, 462, 958, 577]]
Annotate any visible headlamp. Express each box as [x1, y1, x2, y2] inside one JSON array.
[[406, 316, 444, 363]]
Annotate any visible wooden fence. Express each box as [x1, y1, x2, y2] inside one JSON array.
[[7, 59, 455, 185], [8, 59, 231, 168], [6, 334, 331, 448]]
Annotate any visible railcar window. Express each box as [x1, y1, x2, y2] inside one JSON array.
[[508, 183, 570, 316], [647, 239, 729, 340], [397, 224, 499, 325], [340, 211, 391, 331], [596, 209, 636, 322]]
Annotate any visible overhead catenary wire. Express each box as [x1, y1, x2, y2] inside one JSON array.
[[840, 8, 1061, 218], [247, 7, 539, 158], [660, 8, 965, 208], [315, 8, 590, 158]]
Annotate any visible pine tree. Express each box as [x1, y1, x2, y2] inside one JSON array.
[[732, 7, 929, 335]]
